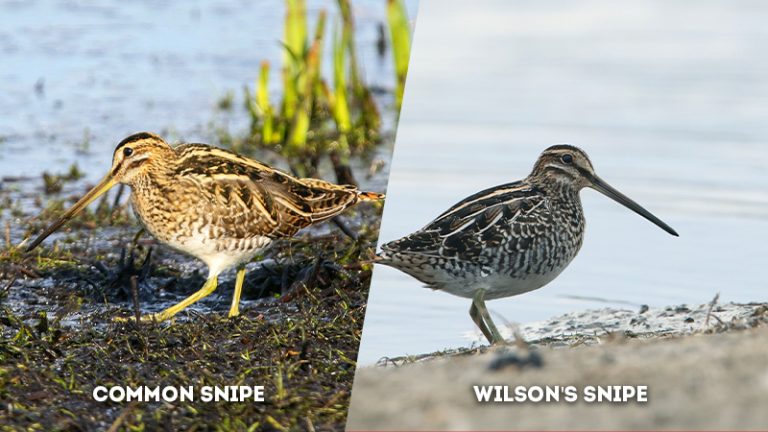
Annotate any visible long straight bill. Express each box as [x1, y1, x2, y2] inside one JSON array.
[[589, 175, 679, 237], [26, 174, 117, 251]]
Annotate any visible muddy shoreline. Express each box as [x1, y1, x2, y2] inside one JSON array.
[[0, 174, 383, 430], [347, 301, 768, 430]]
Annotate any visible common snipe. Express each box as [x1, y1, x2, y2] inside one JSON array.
[[27, 132, 384, 322], [377, 145, 677, 345]]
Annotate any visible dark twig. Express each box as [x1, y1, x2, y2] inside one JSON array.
[[331, 216, 358, 241], [282, 256, 324, 302], [329, 150, 358, 187], [17, 266, 40, 279], [132, 229, 145, 243], [4, 220, 10, 249], [705, 293, 720, 327], [1, 274, 17, 297], [139, 248, 153, 281], [130, 275, 141, 323]]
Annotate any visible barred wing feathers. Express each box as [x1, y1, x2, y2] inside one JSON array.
[[174, 144, 382, 238], [379, 181, 549, 262]]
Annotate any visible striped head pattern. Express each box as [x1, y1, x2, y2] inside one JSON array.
[[529, 144, 678, 236], [111, 132, 175, 184], [528, 144, 596, 189]]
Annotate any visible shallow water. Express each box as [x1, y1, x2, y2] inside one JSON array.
[[357, 0, 768, 364], [0, 0, 417, 189]]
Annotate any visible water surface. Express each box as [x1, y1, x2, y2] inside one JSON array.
[[357, 0, 768, 364], [0, 0, 417, 187]]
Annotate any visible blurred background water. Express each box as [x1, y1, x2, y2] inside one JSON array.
[[357, 0, 768, 364], [0, 0, 417, 187]]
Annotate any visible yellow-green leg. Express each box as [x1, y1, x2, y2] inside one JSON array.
[[470, 296, 494, 344], [228, 265, 246, 318], [470, 289, 505, 345], [139, 275, 219, 322]]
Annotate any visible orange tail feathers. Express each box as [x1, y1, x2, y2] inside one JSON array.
[[357, 191, 385, 201]]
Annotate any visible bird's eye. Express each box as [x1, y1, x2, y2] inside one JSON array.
[[561, 154, 573, 164], [123, 147, 133, 157]]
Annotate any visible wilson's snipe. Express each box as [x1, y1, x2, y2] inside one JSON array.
[[27, 132, 383, 322], [377, 145, 677, 345]]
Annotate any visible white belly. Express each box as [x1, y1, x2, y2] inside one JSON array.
[[169, 234, 272, 276], [142, 218, 272, 276], [435, 261, 571, 300]]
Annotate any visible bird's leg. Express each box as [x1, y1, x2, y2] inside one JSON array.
[[469, 298, 494, 344], [228, 265, 246, 318], [143, 275, 219, 322], [472, 289, 505, 345]]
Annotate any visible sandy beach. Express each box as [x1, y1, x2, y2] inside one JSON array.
[[347, 301, 768, 430]]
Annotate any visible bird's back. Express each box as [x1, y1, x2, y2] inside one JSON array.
[[378, 180, 585, 299], [130, 144, 381, 258]]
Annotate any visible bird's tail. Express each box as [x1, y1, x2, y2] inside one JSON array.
[[357, 191, 385, 201]]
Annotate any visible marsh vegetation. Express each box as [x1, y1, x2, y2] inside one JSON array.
[[0, 0, 412, 429]]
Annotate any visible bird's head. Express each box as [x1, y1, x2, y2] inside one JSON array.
[[110, 132, 174, 185], [26, 132, 174, 251], [529, 144, 678, 237], [529, 144, 596, 189]]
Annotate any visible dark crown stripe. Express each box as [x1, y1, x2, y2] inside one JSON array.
[[116, 132, 161, 150], [545, 144, 582, 153]]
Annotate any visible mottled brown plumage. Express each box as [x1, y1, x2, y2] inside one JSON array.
[[27, 132, 384, 321]]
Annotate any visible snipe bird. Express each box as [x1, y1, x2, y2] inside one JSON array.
[[27, 132, 383, 322], [377, 145, 678, 345]]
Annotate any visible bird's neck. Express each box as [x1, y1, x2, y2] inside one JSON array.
[[528, 172, 578, 198], [534, 177, 583, 210], [127, 159, 175, 194]]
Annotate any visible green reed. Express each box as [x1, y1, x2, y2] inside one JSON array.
[[243, 0, 412, 183], [387, 0, 411, 109]]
